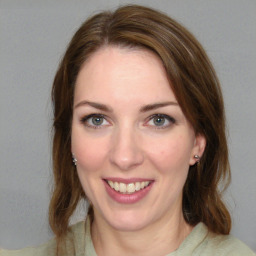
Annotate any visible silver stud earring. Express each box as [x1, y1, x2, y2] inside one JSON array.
[[194, 155, 200, 163], [72, 154, 77, 166]]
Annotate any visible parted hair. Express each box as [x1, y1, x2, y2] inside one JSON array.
[[49, 4, 231, 254]]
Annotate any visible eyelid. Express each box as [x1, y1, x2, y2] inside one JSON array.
[[80, 114, 111, 129], [144, 114, 176, 129], [79, 113, 176, 130]]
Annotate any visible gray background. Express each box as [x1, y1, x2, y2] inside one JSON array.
[[0, 0, 255, 251]]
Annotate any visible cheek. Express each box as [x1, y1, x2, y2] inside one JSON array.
[[71, 130, 109, 200], [72, 129, 108, 173], [145, 134, 193, 173]]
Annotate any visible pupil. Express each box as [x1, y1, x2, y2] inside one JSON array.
[[92, 117, 103, 125], [154, 117, 165, 126]]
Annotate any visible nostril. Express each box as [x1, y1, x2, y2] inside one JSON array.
[[109, 149, 144, 171], [109, 130, 144, 170]]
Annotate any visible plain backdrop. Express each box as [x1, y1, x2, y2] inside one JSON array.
[[0, 0, 255, 251]]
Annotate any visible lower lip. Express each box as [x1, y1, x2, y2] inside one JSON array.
[[104, 181, 154, 204]]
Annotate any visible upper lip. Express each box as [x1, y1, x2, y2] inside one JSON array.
[[103, 177, 154, 184]]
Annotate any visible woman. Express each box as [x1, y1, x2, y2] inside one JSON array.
[[1, 4, 254, 256]]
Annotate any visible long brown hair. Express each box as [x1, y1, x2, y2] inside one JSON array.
[[49, 4, 231, 253]]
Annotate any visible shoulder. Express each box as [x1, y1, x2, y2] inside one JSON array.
[[0, 221, 86, 256], [202, 232, 255, 255], [0, 239, 56, 256], [193, 223, 255, 256], [173, 223, 255, 256]]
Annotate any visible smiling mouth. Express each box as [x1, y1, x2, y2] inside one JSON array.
[[106, 180, 152, 194]]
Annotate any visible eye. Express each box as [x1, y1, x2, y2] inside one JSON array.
[[146, 114, 175, 129], [80, 114, 110, 128]]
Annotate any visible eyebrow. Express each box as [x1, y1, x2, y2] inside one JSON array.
[[139, 102, 179, 112], [74, 101, 113, 112], [74, 100, 178, 112]]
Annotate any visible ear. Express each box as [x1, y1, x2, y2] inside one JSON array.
[[189, 133, 206, 166]]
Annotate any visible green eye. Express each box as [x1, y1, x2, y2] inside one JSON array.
[[80, 114, 110, 129], [147, 114, 175, 129], [153, 116, 166, 126], [91, 116, 104, 126]]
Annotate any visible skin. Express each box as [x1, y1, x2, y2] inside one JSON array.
[[71, 46, 206, 255]]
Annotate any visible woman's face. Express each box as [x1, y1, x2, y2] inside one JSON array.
[[71, 46, 205, 231]]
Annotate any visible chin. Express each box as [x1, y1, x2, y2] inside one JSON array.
[[109, 219, 147, 232], [104, 210, 154, 232]]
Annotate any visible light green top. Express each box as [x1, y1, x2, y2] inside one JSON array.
[[1, 219, 255, 256]]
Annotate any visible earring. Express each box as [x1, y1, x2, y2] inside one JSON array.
[[194, 155, 200, 163], [72, 154, 77, 166]]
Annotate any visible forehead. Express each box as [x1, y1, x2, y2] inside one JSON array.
[[74, 46, 176, 104]]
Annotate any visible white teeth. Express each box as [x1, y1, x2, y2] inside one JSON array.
[[119, 183, 127, 193], [114, 182, 119, 191], [135, 182, 140, 191], [127, 183, 135, 193], [108, 180, 114, 188], [144, 181, 149, 187], [107, 180, 151, 194]]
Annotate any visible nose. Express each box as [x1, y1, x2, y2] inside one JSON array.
[[109, 126, 144, 171]]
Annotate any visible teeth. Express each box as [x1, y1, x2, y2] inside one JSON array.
[[107, 180, 151, 194], [114, 182, 119, 191], [127, 183, 135, 193], [135, 182, 140, 191], [119, 183, 127, 193], [108, 180, 114, 188]]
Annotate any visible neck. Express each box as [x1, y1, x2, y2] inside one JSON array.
[[91, 210, 193, 256]]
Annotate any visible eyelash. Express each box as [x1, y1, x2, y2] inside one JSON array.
[[145, 114, 176, 129], [80, 113, 176, 129], [80, 114, 110, 129]]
